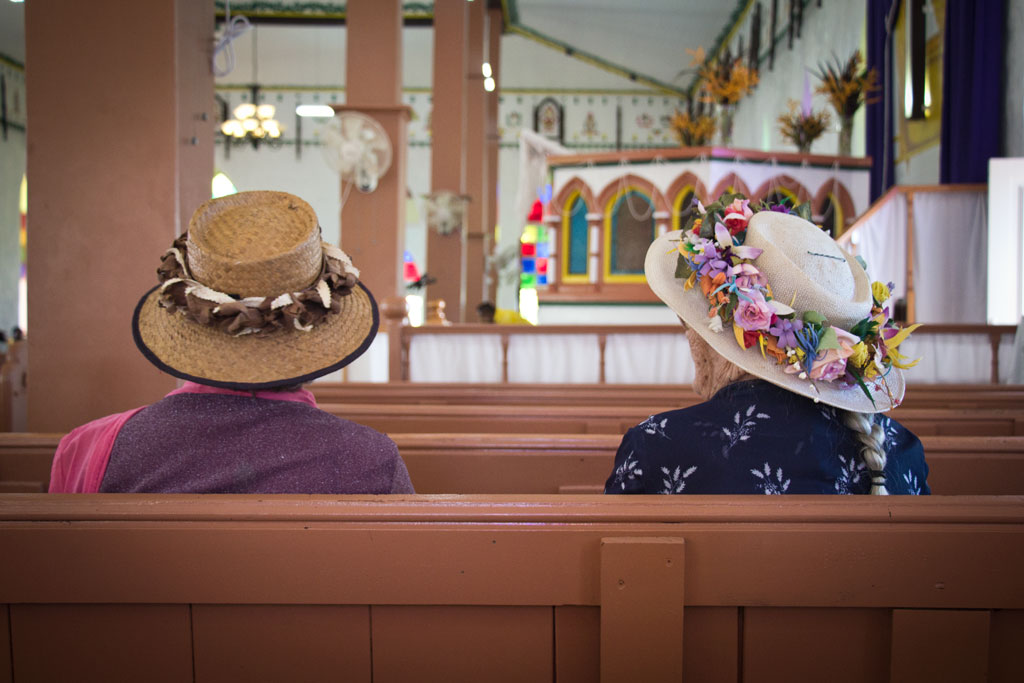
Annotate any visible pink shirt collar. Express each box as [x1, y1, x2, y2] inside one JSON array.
[[167, 381, 319, 408]]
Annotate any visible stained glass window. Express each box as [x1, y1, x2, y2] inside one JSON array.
[[567, 195, 588, 275]]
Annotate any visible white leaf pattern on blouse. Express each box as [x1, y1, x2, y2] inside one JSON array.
[[750, 461, 791, 494], [639, 415, 670, 440], [835, 454, 867, 494], [902, 471, 922, 495], [659, 464, 697, 494], [718, 405, 771, 456], [612, 451, 644, 490]]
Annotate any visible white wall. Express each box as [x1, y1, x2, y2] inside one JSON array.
[[731, 0, 867, 157]]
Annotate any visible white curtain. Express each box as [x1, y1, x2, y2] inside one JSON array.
[[604, 334, 695, 384], [912, 191, 987, 322], [507, 334, 601, 383], [515, 129, 569, 230], [408, 334, 503, 382], [851, 192, 908, 301]]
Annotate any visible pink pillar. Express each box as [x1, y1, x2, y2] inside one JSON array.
[[24, 0, 212, 432], [428, 0, 469, 322], [485, 7, 503, 305], [464, 0, 489, 320], [341, 0, 409, 379]]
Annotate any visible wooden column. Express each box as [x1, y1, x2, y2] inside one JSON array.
[[428, 0, 469, 322], [463, 0, 489, 320], [24, 0, 212, 432], [341, 0, 409, 380], [485, 7, 503, 304]]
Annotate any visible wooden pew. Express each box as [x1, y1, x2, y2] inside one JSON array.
[[314, 402, 1024, 437], [4, 433, 1024, 496], [310, 381, 1024, 410], [0, 494, 1021, 682]]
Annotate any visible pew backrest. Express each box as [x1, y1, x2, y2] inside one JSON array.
[[0, 494, 1021, 682]]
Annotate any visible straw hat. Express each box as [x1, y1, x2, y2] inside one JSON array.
[[133, 191, 378, 389], [645, 210, 905, 412]]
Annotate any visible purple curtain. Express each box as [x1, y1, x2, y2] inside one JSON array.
[[866, 0, 898, 201], [940, 0, 1006, 183]]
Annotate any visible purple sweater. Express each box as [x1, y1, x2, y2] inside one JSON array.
[[100, 390, 413, 494]]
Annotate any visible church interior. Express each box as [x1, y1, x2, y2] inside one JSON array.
[[0, 1, 1023, 681]]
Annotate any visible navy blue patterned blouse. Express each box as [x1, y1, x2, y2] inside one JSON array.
[[605, 379, 930, 495]]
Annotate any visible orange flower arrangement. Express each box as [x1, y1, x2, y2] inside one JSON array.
[[690, 47, 759, 106], [670, 109, 717, 146], [814, 50, 879, 119]]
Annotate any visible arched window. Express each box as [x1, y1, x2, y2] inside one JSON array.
[[672, 186, 696, 231], [819, 193, 841, 238], [562, 192, 590, 282], [604, 189, 655, 282]]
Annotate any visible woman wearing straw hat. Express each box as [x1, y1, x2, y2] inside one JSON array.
[[605, 195, 929, 495], [50, 191, 414, 494]]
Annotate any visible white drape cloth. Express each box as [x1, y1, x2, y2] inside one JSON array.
[[515, 130, 569, 231], [852, 192, 908, 302], [408, 334, 503, 382], [911, 191, 987, 322], [604, 334, 695, 384], [507, 334, 601, 383], [407, 331, 1008, 384]]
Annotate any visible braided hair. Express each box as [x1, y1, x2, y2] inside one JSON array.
[[839, 410, 889, 495]]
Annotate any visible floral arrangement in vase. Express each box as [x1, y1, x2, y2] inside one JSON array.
[[814, 50, 880, 156], [670, 109, 717, 147], [690, 47, 758, 146], [777, 76, 831, 154]]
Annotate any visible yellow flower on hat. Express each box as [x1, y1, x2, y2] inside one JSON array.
[[849, 341, 869, 368], [871, 281, 891, 305]]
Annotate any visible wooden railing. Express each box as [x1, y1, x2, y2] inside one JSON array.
[[400, 323, 1016, 384]]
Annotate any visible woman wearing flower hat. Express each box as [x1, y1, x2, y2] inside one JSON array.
[[50, 191, 414, 494], [606, 195, 929, 495]]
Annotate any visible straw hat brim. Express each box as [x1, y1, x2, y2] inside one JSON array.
[[132, 281, 379, 390], [645, 230, 905, 413]]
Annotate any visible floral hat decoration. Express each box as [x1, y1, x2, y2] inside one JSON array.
[[644, 192, 919, 412], [133, 191, 378, 390]]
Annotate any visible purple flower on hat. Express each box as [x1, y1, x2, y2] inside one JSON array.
[[729, 262, 766, 289], [693, 239, 728, 277], [769, 318, 803, 349]]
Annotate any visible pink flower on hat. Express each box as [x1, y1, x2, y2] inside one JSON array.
[[808, 328, 859, 381], [734, 290, 774, 332], [723, 198, 753, 235]]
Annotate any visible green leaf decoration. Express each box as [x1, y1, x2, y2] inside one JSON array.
[[816, 326, 840, 351], [802, 310, 826, 326], [795, 202, 812, 221], [849, 317, 878, 340], [699, 215, 717, 239], [846, 367, 878, 407], [675, 253, 693, 279], [720, 292, 739, 323]]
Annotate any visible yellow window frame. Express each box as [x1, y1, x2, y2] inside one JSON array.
[[561, 190, 590, 284], [671, 184, 695, 232], [603, 185, 654, 284]]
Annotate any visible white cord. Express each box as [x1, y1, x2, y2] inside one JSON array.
[[212, 0, 252, 78]]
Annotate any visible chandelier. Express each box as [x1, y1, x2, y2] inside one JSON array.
[[220, 85, 282, 143], [218, 27, 281, 145]]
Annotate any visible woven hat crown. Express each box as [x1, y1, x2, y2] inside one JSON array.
[[186, 191, 323, 298], [744, 211, 871, 330]]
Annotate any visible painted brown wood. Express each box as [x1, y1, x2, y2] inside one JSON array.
[[890, 609, 991, 683], [371, 606, 552, 682], [743, 607, 890, 683], [555, 606, 600, 683], [683, 607, 740, 683], [9, 604, 192, 683], [600, 537, 685, 682], [0, 605, 10, 683], [191, 604, 371, 683], [989, 609, 1024, 683]]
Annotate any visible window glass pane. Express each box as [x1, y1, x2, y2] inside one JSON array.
[[675, 189, 695, 227], [611, 191, 654, 274], [820, 195, 837, 238], [567, 195, 589, 275]]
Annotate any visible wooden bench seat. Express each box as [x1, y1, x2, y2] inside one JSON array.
[[311, 382, 1024, 410], [4, 433, 1024, 496], [0, 494, 1021, 682], [312, 402, 1024, 436]]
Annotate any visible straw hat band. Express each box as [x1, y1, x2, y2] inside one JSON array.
[[744, 213, 872, 330]]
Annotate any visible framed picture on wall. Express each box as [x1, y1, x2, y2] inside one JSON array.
[[534, 97, 563, 144]]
